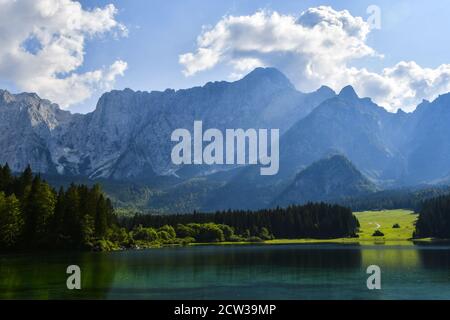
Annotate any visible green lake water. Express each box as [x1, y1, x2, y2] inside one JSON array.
[[1, 244, 449, 300]]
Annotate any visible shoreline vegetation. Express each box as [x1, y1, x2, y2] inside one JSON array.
[[1, 165, 450, 254], [131, 210, 440, 249]]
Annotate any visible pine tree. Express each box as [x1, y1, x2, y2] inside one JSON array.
[[95, 195, 108, 238], [0, 193, 24, 248], [63, 184, 82, 246], [51, 187, 66, 244], [23, 176, 56, 245], [17, 165, 33, 198], [0, 166, 118, 251], [81, 214, 95, 246], [0, 164, 13, 194]]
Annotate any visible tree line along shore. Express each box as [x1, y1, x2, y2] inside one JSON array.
[[1, 164, 449, 252]]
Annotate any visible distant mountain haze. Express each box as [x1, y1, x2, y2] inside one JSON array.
[[278, 84, 407, 183]]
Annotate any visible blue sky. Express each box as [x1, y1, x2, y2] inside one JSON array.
[[1, 0, 450, 113]]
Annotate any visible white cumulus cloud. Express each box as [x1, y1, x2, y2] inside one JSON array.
[[0, 0, 128, 108], [180, 6, 450, 112]]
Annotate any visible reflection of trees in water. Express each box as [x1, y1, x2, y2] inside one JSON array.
[[0, 256, 35, 299], [1, 246, 364, 299], [86, 246, 364, 299], [0, 254, 68, 299], [122, 246, 363, 287], [191, 245, 364, 270], [416, 246, 450, 285], [0, 252, 116, 300], [417, 246, 450, 270], [71, 252, 116, 299], [3, 246, 450, 300]]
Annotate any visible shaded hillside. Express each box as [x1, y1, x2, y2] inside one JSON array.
[[273, 155, 377, 207]]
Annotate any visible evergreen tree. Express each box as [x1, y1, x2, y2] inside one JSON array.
[[0, 165, 118, 251], [81, 214, 95, 246], [63, 184, 82, 246], [51, 187, 66, 244], [415, 194, 450, 238], [0, 163, 13, 195], [17, 165, 33, 198], [95, 194, 108, 238], [0, 193, 24, 248], [126, 203, 359, 239], [23, 176, 56, 245]]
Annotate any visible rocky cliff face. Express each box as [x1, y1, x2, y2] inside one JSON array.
[[2, 67, 450, 190], [0, 68, 335, 180], [404, 93, 450, 183], [279, 85, 408, 183], [0, 89, 71, 173]]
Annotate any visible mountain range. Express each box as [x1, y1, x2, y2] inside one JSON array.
[[1, 67, 450, 212]]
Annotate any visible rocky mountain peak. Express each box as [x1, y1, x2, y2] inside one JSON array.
[[240, 67, 294, 89], [316, 85, 335, 96], [0, 90, 15, 105], [338, 85, 359, 101]]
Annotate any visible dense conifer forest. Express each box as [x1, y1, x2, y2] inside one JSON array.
[[0, 164, 362, 251], [6, 163, 450, 252], [122, 204, 360, 240], [0, 164, 118, 251], [339, 186, 450, 212], [414, 194, 450, 239]]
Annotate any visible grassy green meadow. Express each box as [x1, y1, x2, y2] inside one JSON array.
[[354, 209, 418, 241], [192, 209, 420, 246], [264, 209, 419, 245]]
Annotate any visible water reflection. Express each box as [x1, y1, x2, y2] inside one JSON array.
[[1, 244, 450, 300], [360, 246, 421, 269], [416, 243, 450, 270], [0, 252, 115, 299]]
